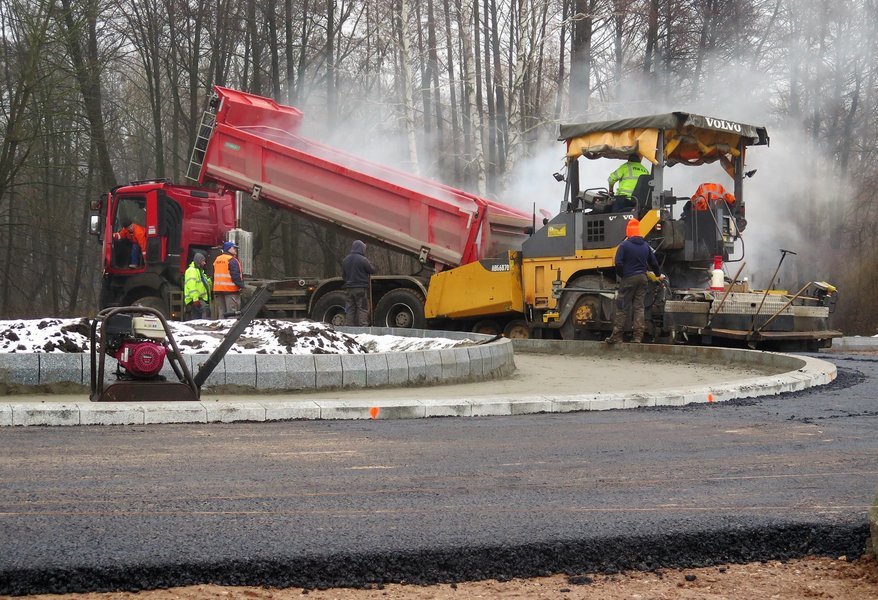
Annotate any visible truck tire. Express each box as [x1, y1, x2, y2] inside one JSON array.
[[374, 289, 426, 329], [472, 319, 501, 335], [559, 273, 614, 341], [503, 319, 530, 339], [131, 295, 168, 318], [311, 291, 348, 326]]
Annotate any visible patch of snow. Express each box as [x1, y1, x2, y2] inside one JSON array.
[[0, 318, 479, 354]]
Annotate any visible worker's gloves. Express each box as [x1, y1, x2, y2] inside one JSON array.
[[112, 232, 120, 240], [192, 300, 202, 308]]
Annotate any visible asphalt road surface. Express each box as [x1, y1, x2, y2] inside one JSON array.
[[0, 353, 876, 595]]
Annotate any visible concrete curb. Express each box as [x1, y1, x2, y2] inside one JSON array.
[[830, 336, 878, 352], [0, 339, 837, 427], [0, 327, 512, 394]]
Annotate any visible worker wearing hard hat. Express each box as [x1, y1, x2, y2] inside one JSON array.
[[607, 153, 649, 211], [213, 241, 244, 318], [605, 218, 662, 344]]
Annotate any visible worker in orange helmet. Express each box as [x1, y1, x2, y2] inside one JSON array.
[[112, 219, 147, 268], [605, 218, 662, 344]]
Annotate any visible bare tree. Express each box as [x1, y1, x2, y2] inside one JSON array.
[[456, 0, 487, 194], [395, 0, 420, 174], [56, 0, 117, 192]]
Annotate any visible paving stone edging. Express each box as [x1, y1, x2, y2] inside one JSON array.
[[0, 336, 838, 427], [0, 327, 511, 394], [509, 339, 836, 406], [830, 336, 878, 352]]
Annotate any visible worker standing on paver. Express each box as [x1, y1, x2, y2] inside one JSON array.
[[342, 240, 376, 326], [605, 218, 662, 344]]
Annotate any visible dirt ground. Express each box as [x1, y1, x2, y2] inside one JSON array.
[[5, 555, 876, 600]]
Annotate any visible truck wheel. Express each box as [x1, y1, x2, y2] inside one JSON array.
[[560, 294, 602, 340], [374, 289, 426, 329], [503, 319, 530, 339], [472, 319, 501, 335], [559, 273, 614, 340], [311, 291, 348, 326], [131, 295, 168, 317]]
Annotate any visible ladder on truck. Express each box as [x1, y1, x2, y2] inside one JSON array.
[[186, 98, 218, 182]]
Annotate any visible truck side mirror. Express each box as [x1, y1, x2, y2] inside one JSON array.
[[88, 214, 102, 236]]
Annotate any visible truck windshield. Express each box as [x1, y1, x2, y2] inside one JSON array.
[[114, 196, 147, 231]]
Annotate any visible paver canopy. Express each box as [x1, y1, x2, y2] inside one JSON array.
[[558, 112, 769, 176]]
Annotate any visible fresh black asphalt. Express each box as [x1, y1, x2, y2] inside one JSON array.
[[0, 353, 875, 595]]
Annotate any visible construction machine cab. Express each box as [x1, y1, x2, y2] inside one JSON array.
[[552, 112, 768, 287]]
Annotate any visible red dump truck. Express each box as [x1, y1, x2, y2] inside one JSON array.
[[90, 86, 535, 326]]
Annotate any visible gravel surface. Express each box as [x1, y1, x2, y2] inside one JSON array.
[[1, 556, 876, 599]]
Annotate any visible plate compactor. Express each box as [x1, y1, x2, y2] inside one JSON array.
[[89, 284, 273, 402]]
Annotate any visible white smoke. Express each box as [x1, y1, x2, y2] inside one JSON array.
[[499, 52, 844, 290]]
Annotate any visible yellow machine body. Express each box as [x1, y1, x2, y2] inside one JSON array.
[[424, 252, 524, 319], [521, 210, 659, 311]]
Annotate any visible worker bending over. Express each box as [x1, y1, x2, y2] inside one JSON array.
[[113, 219, 147, 268]]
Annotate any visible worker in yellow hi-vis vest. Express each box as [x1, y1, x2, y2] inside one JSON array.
[[608, 153, 649, 212], [183, 253, 212, 320]]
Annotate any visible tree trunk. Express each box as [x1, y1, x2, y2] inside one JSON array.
[[285, 0, 295, 104], [267, 0, 282, 100], [644, 0, 659, 81], [58, 0, 117, 191], [396, 0, 421, 174], [326, 0, 337, 124], [426, 0, 444, 173], [442, 0, 462, 183], [490, 0, 507, 176], [247, 0, 263, 94], [570, 0, 594, 112], [553, 0, 568, 119], [457, 0, 486, 194]]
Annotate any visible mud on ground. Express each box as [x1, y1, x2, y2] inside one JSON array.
[[3, 555, 876, 600]]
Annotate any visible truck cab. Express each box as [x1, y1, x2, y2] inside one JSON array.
[[90, 180, 236, 317]]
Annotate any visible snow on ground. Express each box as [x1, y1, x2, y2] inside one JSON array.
[[0, 318, 478, 355]]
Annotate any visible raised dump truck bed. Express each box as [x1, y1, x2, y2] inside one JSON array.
[[193, 86, 533, 271]]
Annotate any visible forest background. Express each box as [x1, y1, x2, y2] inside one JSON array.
[[1, 0, 876, 334]]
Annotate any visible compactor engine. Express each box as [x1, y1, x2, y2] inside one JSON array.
[[103, 314, 168, 379], [90, 306, 199, 401], [89, 287, 273, 402]]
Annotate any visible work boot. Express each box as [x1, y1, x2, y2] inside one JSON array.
[[632, 330, 644, 343], [604, 328, 622, 344]]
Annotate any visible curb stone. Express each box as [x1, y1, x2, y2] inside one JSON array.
[[0, 328, 510, 394], [0, 338, 838, 426]]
